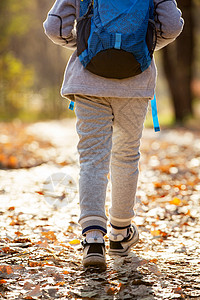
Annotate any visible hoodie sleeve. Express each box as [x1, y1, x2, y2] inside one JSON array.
[[154, 0, 184, 51], [43, 0, 77, 49]]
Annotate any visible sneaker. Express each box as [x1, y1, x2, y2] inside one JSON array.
[[81, 237, 106, 271], [108, 224, 139, 256]]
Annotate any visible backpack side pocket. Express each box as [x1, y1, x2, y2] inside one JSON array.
[[77, 1, 93, 56], [146, 19, 157, 57], [77, 15, 92, 56]]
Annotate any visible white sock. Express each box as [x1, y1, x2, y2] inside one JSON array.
[[86, 230, 104, 242]]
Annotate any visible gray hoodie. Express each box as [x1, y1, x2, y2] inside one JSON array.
[[43, 0, 184, 101]]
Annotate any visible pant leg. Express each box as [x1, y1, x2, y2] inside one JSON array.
[[109, 98, 149, 227], [75, 95, 113, 236]]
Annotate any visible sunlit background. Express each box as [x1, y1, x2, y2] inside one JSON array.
[[0, 0, 199, 127], [0, 2, 200, 298]]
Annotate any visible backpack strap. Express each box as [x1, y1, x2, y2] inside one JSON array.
[[149, 0, 155, 20], [80, 0, 93, 18], [151, 94, 160, 132]]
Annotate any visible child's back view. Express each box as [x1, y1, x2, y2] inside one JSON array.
[[44, 0, 184, 270]]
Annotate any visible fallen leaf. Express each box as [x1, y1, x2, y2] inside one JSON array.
[[118, 282, 126, 292], [169, 197, 182, 206], [173, 286, 184, 294], [36, 191, 44, 195], [14, 238, 31, 243], [0, 279, 7, 284], [153, 182, 162, 188], [55, 281, 65, 286], [1, 247, 18, 254], [15, 231, 23, 236], [9, 220, 19, 226], [27, 284, 41, 297], [105, 286, 116, 295], [8, 206, 15, 211], [151, 230, 161, 237], [8, 156, 18, 168], [149, 258, 158, 264], [35, 240, 49, 248], [67, 225, 74, 232], [23, 281, 35, 290], [185, 209, 191, 216], [148, 264, 162, 277], [69, 239, 80, 245], [28, 261, 44, 267], [41, 231, 57, 241], [0, 265, 13, 275]]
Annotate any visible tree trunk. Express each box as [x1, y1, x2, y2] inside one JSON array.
[[162, 0, 194, 123]]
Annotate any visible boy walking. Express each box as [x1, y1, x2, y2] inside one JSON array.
[[44, 0, 184, 270]]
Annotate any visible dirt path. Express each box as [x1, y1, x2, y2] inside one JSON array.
[[0, 119, 200, 299]]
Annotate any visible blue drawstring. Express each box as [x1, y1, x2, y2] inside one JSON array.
[[69, 101, 75, 111], [151, 94, 160, 132], [68, 98, 160, 132]]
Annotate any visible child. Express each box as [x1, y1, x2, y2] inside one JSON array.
[[44, 0, 184, 270]]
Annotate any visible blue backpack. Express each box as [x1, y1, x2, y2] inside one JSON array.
[[69, 0, 160, 132], [77, 0, 156, 79]]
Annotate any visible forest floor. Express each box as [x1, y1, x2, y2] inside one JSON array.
[[0, 119, 200, 300]]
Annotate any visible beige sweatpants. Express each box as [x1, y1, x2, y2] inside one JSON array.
[[74, 95, 148, 236]]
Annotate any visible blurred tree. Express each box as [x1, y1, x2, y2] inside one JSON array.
[[10, 0, 73, 119], [2, 0, 198, 122], [0, 0, 73, 121], [0, 0, 34, 118], [162, 0, 195, 123], [0, 53, 33, 116]]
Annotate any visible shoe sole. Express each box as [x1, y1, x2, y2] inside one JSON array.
[[108, 232, 139, 256], [83, 255, 106, 271]]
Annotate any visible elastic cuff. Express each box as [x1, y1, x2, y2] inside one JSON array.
[[79, 216, 107, 236], [110, 223, 131, 230], [82, 225, 107, 236], [109, 215, 133, 228]]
